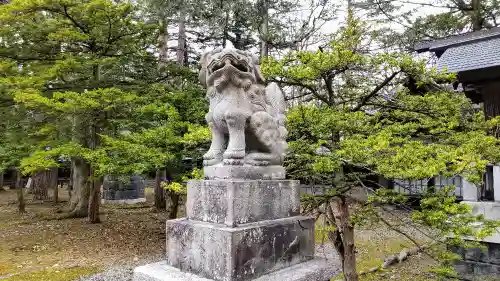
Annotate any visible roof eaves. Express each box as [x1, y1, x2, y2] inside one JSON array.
[[429, 27, 500, 51], [413, 27, 500, 53]]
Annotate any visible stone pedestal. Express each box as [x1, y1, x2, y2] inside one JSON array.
[[133, 179, 336, 281]]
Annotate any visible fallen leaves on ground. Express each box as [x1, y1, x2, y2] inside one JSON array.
[[0, 189, 166, 280]]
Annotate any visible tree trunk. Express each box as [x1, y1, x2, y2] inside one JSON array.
[[68, 165, 73, 199], [50, 167, 59, 203], [15, 169, 25, 213], [222, 11, 229, 47], [177, 16, 187, 66], [33, 170, 49, 200], [158, 17, 169, 66], [154, 168, 167, 211], [0, 170, 4, 191], [67, 157, 90, 218], [166, 191, 180, 219], [332, 197, 358, 281], [88, 174, 102, 223], [471, 0, 483, 31], [259, 0, 269, 58]]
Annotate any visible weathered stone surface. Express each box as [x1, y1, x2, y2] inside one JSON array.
[[204, 165, 286, 180], [133, 258, 337, 281], [454, 260, 500, 276], [102, 175, 145, 201], [186, 180, 300, 226], [166, 217, 315, 281], [199, 48, 287, 169], [450, 239, 500, 278]]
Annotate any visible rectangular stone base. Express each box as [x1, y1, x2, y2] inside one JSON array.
[[133, 258, 338, 281], [187, 180, 300, 226], [204, 165, 286, 180], [166, 217, 315, 281]]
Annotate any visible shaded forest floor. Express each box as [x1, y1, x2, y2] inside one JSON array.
[[0, 188, 166, 280], [0, 188, 438, 281]]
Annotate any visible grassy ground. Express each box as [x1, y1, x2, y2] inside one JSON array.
[[315, 211, 438, 281], [0, 187, 438, 281], [0, 187, 166, 281]]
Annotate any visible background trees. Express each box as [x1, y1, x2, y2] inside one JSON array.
[[1, 0, 500, 280], [262, 15, 500, 280], [353, 0, 500, 50]]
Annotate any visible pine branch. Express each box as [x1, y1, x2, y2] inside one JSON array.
[[352, 71, 400, 111]]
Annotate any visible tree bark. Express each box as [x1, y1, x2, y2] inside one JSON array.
[[471, 0, 483, 31], [177, 16, 187, 66], [332, 197, 358, 281], [67, 157, 90, 218], [158, 17, 169, 66], [88, 174, 102, 223], [68, 164, 73, 199], [15, 169, 25, 213], [33, 170, 49, 200], [0, 170, 4, 191], [50, 167, 59, 203], [166, 191, 180, 219], [154, 168, 167, 211], [222, 11, 229, 48], [259, 0, 269, 58]]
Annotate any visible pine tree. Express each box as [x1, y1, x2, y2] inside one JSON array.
[[0, 0, 162, 221], [262, 17, 500, 280]]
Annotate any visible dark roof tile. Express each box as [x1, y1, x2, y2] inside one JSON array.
[[436, 37, 500, 72], [415, 27, 500, 52]]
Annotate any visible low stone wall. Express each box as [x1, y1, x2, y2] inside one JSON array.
[[102, 175, 145, 203], [450, 241, 500, 278]]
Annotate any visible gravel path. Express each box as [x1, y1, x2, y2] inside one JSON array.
[[78, 245, 341, 281]]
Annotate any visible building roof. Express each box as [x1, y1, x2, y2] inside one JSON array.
[[415, 27, 500, 53], [414, 27, 500, 74], [436, 37, 500, 73]]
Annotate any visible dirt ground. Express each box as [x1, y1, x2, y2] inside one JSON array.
[[0, 188, 166, 280], [0, 187, 440, 281]]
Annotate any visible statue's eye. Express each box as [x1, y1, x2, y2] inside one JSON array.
[[232, 62, 248, 72]]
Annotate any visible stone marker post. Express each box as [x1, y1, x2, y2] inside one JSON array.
[[133, 48, 337, 281]]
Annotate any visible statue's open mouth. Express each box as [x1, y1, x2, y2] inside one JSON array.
[[208, 54, 250, 74]]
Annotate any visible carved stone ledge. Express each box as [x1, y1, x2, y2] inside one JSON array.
[[204, 164, 286, 180]]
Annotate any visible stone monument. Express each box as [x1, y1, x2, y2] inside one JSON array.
[[101, 175, 146, 205], [133, 48, 337, 281]]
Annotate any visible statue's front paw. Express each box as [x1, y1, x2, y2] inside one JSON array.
[[203, 150, 223, 166], [222, 149, 245, 165], [245, 159, 269, 166]]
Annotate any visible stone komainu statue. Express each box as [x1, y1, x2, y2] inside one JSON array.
[[199, 48, 287, 167]]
